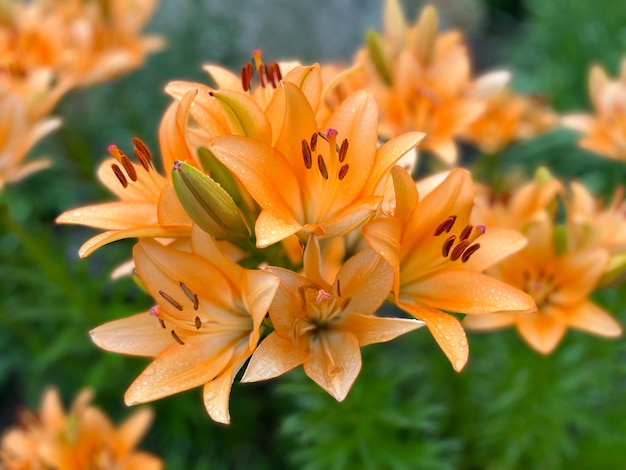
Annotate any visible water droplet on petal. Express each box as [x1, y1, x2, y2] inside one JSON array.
[[205, 391, 217, 401], [143, 366, 156, 376]]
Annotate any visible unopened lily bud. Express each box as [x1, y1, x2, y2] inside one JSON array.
[[209, 89, 270, 143], [534, 166, 553, 186], [366, 29, 393, 86], [553, 223, 569, 255], [411, 5, 438, 65], [598, 252, 626, 288], [172, 160, 250, 242]]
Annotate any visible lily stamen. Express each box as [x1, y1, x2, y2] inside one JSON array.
[[158, 290, 183, 311], [434, 215, 457, 236], [171, 330, 185, 345], [461, 243, 481, 262], [111, 164, 128, 188], [301, 139, 313, 169], [317, 154, 329, 180]]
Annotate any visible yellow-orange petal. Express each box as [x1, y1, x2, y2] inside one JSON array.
[[241, 269, 281, 347], [56, 202, 157, 230], [203, 369, 236, 425], [397, 301, 468, 371], [255, 210, 303, 248], [516, 311, 566, 354], [209, 136, 302, 222], [463, 312, 517, 330], [157, 183, 192, 226], [403, 270, 536, 315], [362, 216, 402, 295], [567, 301, 622, 337], [78, 225, 191, 258], [303, 329, 361, 402], [242, 332, 311, 382], [115, 407, 154, 455], [123, 452, 163, 470], [338, 313, 424, 346], [325, 91, 378, 196], [39, 387, 66, 433], [125, 335, 235, 404], [336, 247, 394, 315], [310, 195, 381, 240], [366, 132, 426, 196], [90, 312, 174, 357], [461, 227, 527, 272], [551, 249, 609, 304]]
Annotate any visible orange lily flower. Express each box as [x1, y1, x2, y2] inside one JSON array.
[[0, 386, 161, 469], [569, 181, 626, 256], [90, 226, 280, 424], [563, 59, 626, 160], [0, 91, 60, 189], [354, 0, 509, 165], [464, 216, 622, 353], [0, 0, 163, 88], [208, 82, 424, 247], [56, 93, 198, 257], [363, 167, 536, 371], [463, 87, 557, 154], [242, 236, 423, 401]]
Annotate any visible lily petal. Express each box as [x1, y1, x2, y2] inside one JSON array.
[[90, 312, 174, 357], [403, 270, 536, 315], [242, 333, 311, 382], [567, 301, 622, 337], [397, 301, 469, 371], [303, 329, 361, 402], [517, 311, 566, 354], [125, 334, 235, 404], [339, 313, 424, 346]]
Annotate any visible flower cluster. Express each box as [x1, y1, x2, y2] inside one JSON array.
[[53, 0, 626, 425], [0, 0, 162, 189], [0, 387, 161, 469]]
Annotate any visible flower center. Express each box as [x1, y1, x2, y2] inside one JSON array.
[[240, 49, 283, 92], [107, 137, 165, 202], [150, 280, 251, 345], [433, 215, 484, 263], [522, 269, 558, 308], [292, 280, 351, 343]]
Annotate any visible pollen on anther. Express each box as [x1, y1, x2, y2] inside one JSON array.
[[194, 316, 202, 329], [461, 243, 480, 263], [120, 154, 138, 182], [317, 154, 329, 180], [171, 330, 185, 345], [301, 139, 313, 169], [310, 133, 318, 151], [338, 164, 349, 180], [133, 137, 152, 171], [111, 164, 128, 188], [338, 139, 349, 163], [434, 215, 457, 236], [336, 279, 341, 297], [241, 63, 253, 91], [442, 235, 456, 257], [450, 240, 471, 261], [158, 318, 166, 329], [159, 290, 183, 311], [459, 225, 473, 241]]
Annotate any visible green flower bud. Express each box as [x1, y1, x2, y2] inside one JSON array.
[[172, 160, 250, 242], [366, 29, 393, 86], [598, 252, 626, 288]]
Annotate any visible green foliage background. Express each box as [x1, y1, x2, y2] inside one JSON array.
[[1, 0, 625, 468]]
